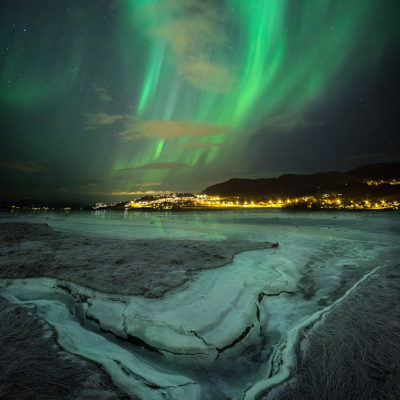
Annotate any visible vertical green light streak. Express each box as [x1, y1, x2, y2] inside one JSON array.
[[137, 41, 166, 116], [228, 0, 286, 128], [154, 139, 164, 160]]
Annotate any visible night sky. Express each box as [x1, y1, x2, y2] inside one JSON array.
[[1, 0, 399, 201]]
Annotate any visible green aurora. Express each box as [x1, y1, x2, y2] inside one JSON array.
[[116, 0, 396, 187], [0, 0, 399, 200]]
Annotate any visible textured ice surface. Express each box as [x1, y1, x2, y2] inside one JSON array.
[[0, 297, 125, 400], [264, 264, 400, 400], [1, 279, 200, 400], [1, 210, 400, 399], [0, 222, 273, 297]]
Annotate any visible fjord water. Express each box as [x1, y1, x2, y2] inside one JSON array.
[[1, 210, 399, 399], [3, 208, 400, 242]]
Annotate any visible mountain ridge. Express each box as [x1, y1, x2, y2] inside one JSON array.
[[202, 163, 400, 198]]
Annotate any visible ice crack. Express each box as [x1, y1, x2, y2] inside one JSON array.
[[126, 333, 163, 355], [258, 290, 295, 303], [113, 359, 162, 389], [160, 348, 206, 356], [216, 324, 254, 358], [190, 330, 210, 346]]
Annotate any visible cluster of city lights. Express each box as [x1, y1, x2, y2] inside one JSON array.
[[6, 192, 399, 212], [120, 194, 399, 211], [364, 179, 400, 186]]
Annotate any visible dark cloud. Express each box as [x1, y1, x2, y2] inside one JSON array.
[[119, 120, 228, 141], [93, 84, 112, 102], [84, 113, 228, 142], [0, 160, 48, 173], [260, 113, 325, 134], [180, 140, 223, 150], [84, 112, 127, 130], [116, 162, 189, 171]]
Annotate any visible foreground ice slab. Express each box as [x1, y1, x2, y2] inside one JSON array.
[[1, 227, 397, 399], [0, 279, 201, 400]]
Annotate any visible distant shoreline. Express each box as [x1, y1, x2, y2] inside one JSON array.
[[1, 207, 398, 213]]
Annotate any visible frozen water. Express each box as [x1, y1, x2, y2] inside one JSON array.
[[3, 209, 400, 242], [1, 210, 399, 399]]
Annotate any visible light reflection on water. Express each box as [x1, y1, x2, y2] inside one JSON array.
[[1, 209, 400, 243]]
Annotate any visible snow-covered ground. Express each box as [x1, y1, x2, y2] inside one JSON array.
[[1, 210, 399, 399]]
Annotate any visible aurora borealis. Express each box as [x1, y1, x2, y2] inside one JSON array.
[[1, 0, 399, 201]]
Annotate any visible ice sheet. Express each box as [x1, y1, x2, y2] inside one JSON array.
[[1, 210, 399, 399]]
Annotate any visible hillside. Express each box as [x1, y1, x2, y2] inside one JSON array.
[[202, 163, 400, 199]]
